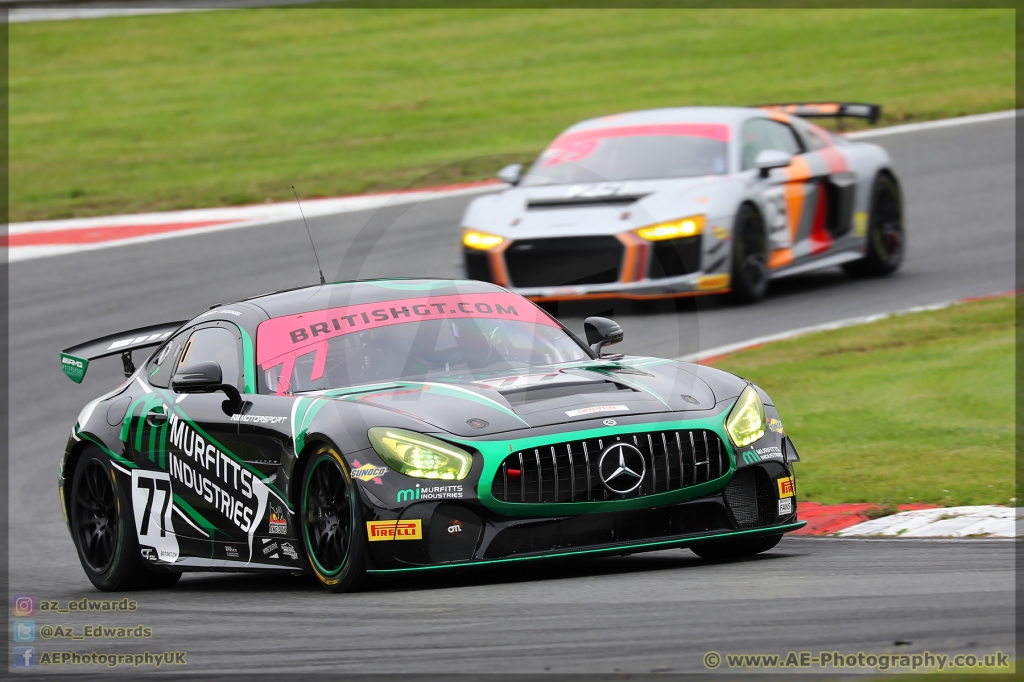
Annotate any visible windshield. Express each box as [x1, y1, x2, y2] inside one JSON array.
[[255, 292, 589, 394], [521, 123, 730, 186]]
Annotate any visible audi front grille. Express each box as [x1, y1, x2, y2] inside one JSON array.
[[503, 237, 623, 288]]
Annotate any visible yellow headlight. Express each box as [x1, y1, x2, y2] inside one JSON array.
[[635, 215, 705, 241], [463, 229, 504, 250], [368, 428, 473, 481], [725, 386, 767, 448]]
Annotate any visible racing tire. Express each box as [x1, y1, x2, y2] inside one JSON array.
[[843, 172, 904, 277], [690, 533, 782, 561], [729, 204, 770, 304], [71, 448, 176, 591], [300, 445, 367, 593]]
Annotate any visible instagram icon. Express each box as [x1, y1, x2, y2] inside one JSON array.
[[12, 595, 34, 617]]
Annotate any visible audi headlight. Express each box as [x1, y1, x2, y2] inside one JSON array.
[[635, 215, 705, 241], [463, 229, 504, 250], [368, 428, 473, 481], [725, 386, 767, 448]]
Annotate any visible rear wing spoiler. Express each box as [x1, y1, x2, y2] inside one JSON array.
[[61, 320, 187, 384], [756, 102, 881, 125]]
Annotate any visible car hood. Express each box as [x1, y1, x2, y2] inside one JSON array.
[[310, 357, 744, 438], [466, 176, 735, 238]]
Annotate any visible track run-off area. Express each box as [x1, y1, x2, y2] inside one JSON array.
[[8, 114, 1015, 674]]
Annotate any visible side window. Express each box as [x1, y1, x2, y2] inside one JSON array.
[[741, 119, 803, 170], [801, 123, 833, 152], [176, 327, 242, 389], [147, 332, 189, 389]]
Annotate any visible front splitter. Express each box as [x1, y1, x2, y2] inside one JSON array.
[[366, 520, 806, 574]]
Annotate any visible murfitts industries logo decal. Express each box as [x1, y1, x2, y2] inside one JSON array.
[[396, 484, 463, 503], [166, 413, 270, 545]]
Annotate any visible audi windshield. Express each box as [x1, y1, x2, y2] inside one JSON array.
[[521, 123, 730, 186]]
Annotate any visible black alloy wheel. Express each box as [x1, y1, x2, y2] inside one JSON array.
[[844, 172, 905, 277], [301, 446, 366, 592], [730, 203, 770, 303], [71, 448, 179, 591], [74, 457, 119, 574]]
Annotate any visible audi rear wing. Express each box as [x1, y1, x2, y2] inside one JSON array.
[[756, 102, 881, 125], [61, 320, 187, 384]]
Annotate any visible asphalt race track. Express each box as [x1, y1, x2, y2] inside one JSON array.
[[8, 116, 1015, 674]]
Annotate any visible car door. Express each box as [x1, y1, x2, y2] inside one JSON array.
[[156, 324, 269, 545], [741, 117, 836, 269]]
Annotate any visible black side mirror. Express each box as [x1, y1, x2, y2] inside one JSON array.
[[583, 317, 624, 357], [172, 361, 242, 415], [172, 361, 222, 392]]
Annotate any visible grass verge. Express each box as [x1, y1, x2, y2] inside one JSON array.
[[711, 295, 1014, 507], [10, 8, 1014, 221]]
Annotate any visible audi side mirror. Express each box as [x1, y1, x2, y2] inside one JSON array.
[[755, 149, 793, 178], [584, 317, 624, 357], [497, 163, 523, 185]]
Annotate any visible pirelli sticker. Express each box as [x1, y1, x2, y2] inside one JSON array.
[[778, 476, 795, 499], [366, 519, 422, 541]]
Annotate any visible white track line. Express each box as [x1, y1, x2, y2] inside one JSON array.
[[845, 109, 1017, 139], [676, 297, 998, 364], [6, 183, 500, 263]]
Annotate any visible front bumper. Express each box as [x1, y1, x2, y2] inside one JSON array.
[[464, 231, 731, 301], [359, 460, 799, 572]]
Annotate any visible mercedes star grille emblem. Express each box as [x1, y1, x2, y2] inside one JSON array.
[[597, 442, 646, 494]]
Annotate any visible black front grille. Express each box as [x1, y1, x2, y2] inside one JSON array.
[[504, 237, 623, 288], [492, 429, 728, 503], [723, 468, 778, 528], [648, 236, 702, 279], [463, 249, 493, 282]]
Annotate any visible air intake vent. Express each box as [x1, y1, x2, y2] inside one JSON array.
[[723, 468, 778, 528], [527, 194, 647, 210], [499, 380, 632, 408]]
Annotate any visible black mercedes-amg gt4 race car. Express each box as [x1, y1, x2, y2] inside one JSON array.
[[59, 278, 804, 592]]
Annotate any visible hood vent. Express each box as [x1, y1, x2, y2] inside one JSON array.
[[526, 194, 648, 211], [499, 380, 633, 408]]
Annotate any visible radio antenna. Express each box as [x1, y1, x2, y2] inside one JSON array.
[[292, 185, 326, 285]]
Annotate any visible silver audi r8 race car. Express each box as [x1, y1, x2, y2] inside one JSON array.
[[461, 103, 904, 303]]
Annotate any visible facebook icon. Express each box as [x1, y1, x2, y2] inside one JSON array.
[[13, 646, 35, 668]]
